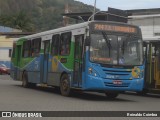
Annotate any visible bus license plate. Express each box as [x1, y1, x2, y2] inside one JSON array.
[[113, 80, 122, 85]]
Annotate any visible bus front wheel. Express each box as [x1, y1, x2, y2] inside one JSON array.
[[105, 92, 119, 99], [60, 74, 72, 96]]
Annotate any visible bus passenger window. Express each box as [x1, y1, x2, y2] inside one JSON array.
[[51, 35, 60, 55], [60, 32, 71, 55], [22, 40, 31, 58], [32, 38, 41, 57]]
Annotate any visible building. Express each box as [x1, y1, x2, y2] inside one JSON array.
[[127, 8, 160, 40], [0, 34, 13, 68], [0, 26, 33, 68]]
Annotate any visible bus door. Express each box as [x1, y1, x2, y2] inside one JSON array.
[[145, 42, 160, 88], [146, 43, 155, 88], [15, 45, 22, 80], [154, 43, 160, 88], [73, 35, 84, 87], [42, 40, 50, 83]]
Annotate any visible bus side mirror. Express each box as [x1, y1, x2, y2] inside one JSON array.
[[85, 37, 90, 46]]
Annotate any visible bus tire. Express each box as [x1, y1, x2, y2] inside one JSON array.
[[22, 72, 30, 88], [60, 74, 72, 96], [105, 92, 119, 99]]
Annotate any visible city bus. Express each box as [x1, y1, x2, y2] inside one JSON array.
[[10, 21, 144, 98]]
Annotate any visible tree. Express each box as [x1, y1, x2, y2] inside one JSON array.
[[0, 11, 35, 32]]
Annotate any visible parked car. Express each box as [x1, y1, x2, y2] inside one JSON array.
[[0, 64, 10, 75]]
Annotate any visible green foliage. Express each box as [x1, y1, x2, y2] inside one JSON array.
[[0, 11, 34, 32], [0, 0, 97, 32]]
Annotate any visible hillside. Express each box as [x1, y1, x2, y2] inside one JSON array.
[[0, 0, 96, 32]]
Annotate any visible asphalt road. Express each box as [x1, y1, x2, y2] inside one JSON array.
[[0, 75, 160, 120]]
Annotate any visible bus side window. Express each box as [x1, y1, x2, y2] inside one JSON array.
[[22, 40, 31, 58], [32, 38, 41, 57], [60, 32, 71, 55], [75, 35, 84, 60], [51, 34, 60, 55]]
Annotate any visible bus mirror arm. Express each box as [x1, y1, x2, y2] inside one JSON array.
[[85, 37, 90, 46]]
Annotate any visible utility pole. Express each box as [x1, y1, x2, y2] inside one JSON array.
[[63, 3, 69, 26], [92, 0, 97, 20]]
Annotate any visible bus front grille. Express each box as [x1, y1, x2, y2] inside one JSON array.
[[102, 69, 132, 80], [103, 69, 131, 75]]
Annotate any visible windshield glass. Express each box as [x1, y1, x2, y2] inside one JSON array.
[[90, 32, 143, 65]]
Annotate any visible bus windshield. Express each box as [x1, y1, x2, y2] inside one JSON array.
[[90, 32, 143, 66]]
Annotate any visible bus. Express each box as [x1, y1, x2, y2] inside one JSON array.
[[141, 37, 160, 94], [10, 21, 144, 98]]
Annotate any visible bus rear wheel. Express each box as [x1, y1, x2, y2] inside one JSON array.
[[105, 92, 119, 99], [60, 74, 72, 96]]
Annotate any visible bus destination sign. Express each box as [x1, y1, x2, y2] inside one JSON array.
[[94, 23, 137, 33]]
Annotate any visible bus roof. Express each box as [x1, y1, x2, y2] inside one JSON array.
[[15, 21, 139, 41], [15, 22, 90, 41]]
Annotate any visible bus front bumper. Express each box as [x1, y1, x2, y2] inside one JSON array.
[[83, 75, 144, 92]]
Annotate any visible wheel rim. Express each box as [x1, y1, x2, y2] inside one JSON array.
[[61, 79, 69, 91]]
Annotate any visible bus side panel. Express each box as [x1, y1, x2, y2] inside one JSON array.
[[12, 44, 23, 81], [23, 55, 42, 84], [47, 42, 75, 86], [47, 55, 61, 86], [10, 58, 16, 80]]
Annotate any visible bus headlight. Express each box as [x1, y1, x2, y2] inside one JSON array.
[[88, 67, 99, 77]]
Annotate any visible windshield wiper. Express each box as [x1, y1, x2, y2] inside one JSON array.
[[101, 32, 112, 57], [102, 32, 112, 48]]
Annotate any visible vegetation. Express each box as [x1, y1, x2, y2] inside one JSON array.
[[0, 11, 34, 32], [0, 0, 97, 32]]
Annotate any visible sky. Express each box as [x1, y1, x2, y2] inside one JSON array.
[[75, 0, 160, 10]]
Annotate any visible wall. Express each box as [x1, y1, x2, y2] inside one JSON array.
[[128, 16, 160, 39], [0, 35, 14, 68]]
